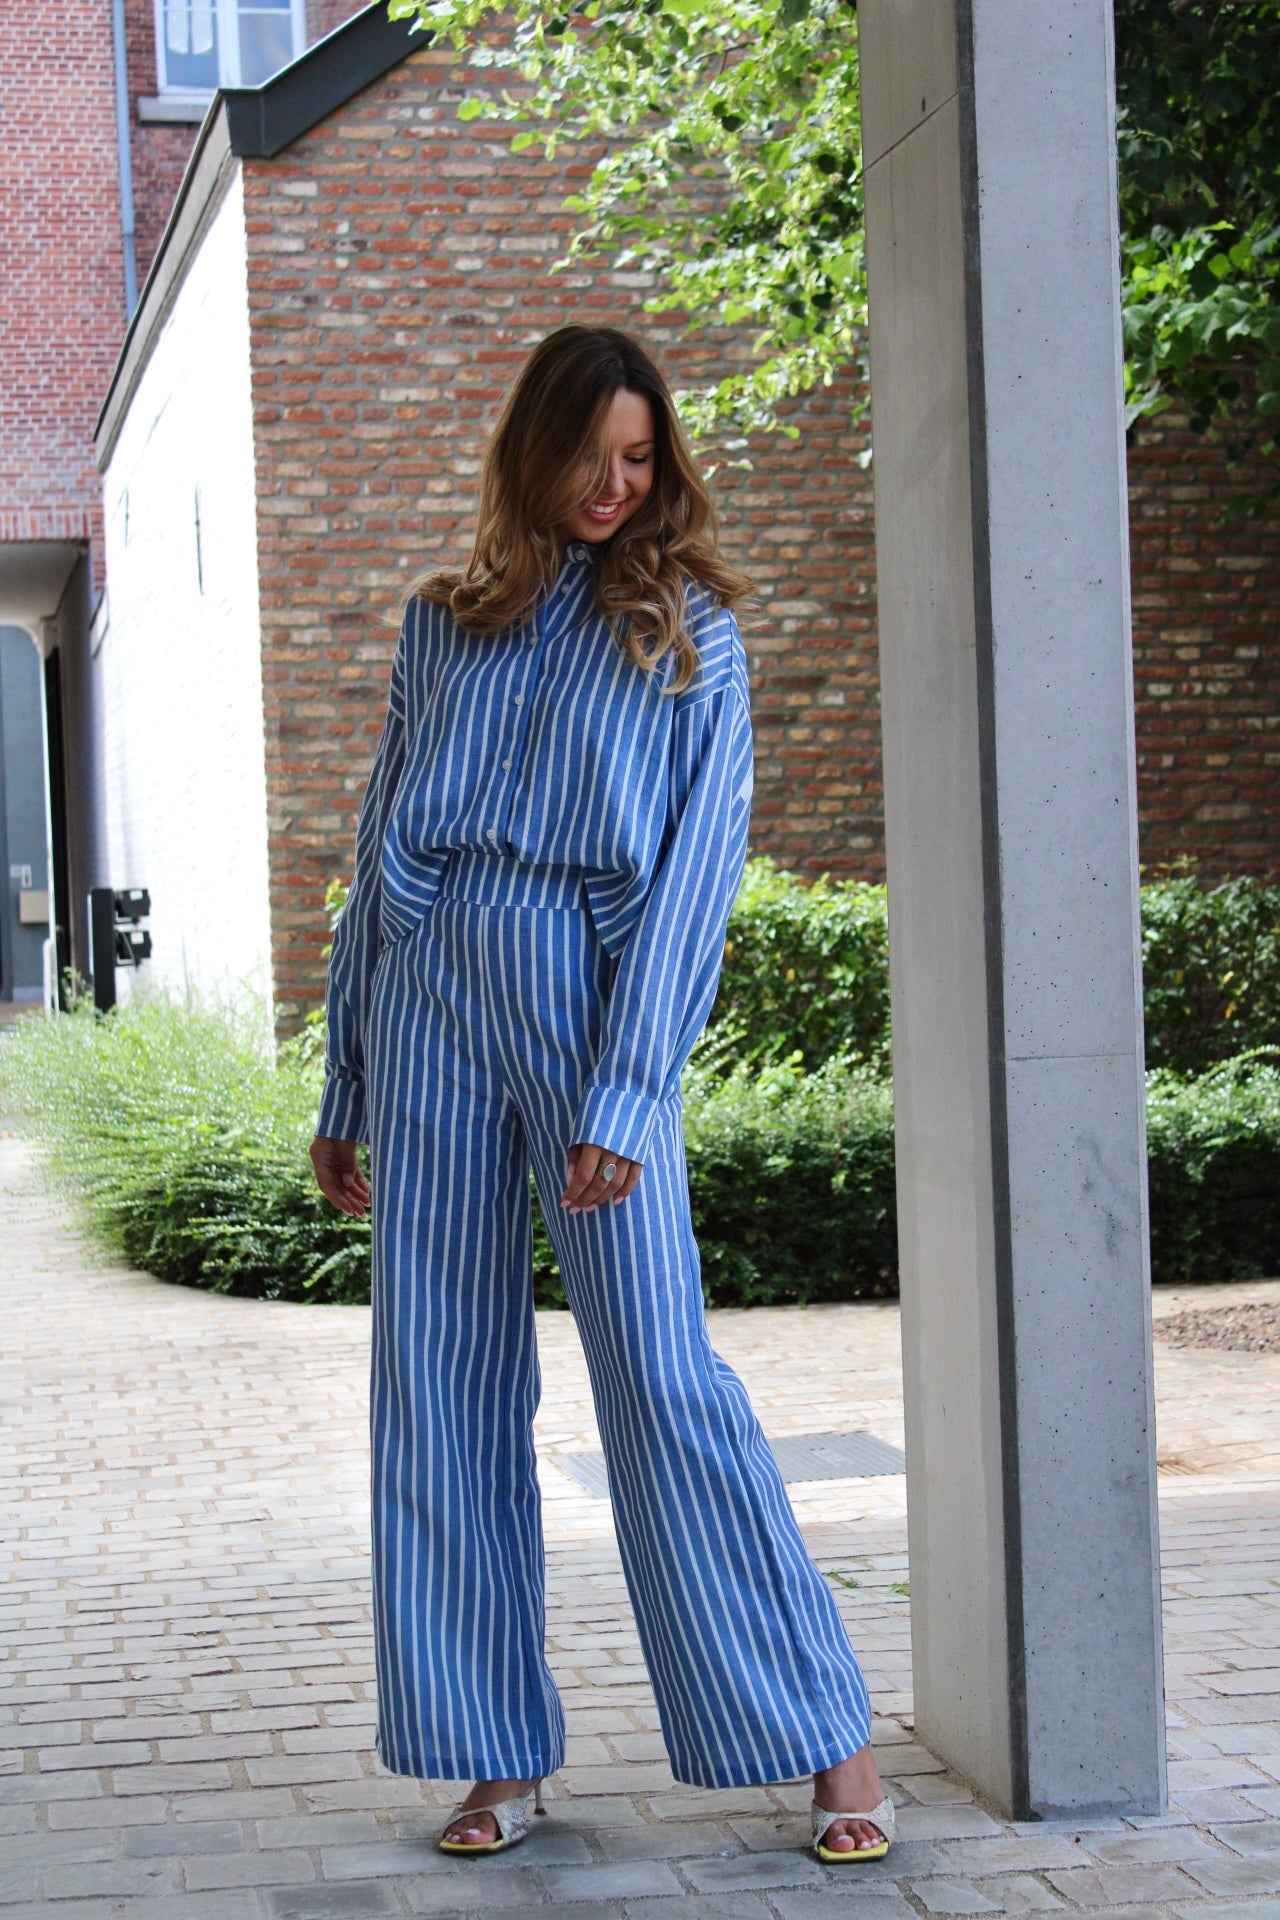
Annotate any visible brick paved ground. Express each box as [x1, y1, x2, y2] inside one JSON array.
[[3, 1132, 1279, 1919]]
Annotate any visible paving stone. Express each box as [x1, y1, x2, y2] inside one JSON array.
[[1044, 1863, 1203, 1906], [769, 1893, 917, 1920], [588, 1821, 731, 1862], [42, 1858, 174, 1899], [680, 1847, 824, 1892], [1174, 1905, 1280, 1920], [1081, 1829, 1224, 1866], [896, 1806, 1005, 1841], [540, 1859, 686, 1901], [300, 1779, 425, 1815], [185, 1848, 317, 1891], [258, 1814, 382, 1850], [910, 1879, 1004, 1915], [644, 1788, 777, 1820], [123, 1821, 247, 1857], [116, 1761, 236, 1795], [940, 1837, 1090, 1875], [401, 1866, 546, 1913], [1181, 1852, 1280, 1898], [1213, 1819, 1280, 1855], [0, 1865, 40, 1906], [626, 1899, 776, 1920], [101, 1896, 272, 1919], [47, 1795, 167, 1829], [266, 1888, 400, 1919], [247, 1755, 364, 1787], [976, 1875, 1068, 1912], [174, 1789, 300, 1822], [0, 1771, 103, 1804]]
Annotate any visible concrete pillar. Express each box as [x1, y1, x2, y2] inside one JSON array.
[[859, 0, 1166, 1816]]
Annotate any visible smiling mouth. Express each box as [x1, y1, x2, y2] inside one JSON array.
[[584, 500, 623, 521]]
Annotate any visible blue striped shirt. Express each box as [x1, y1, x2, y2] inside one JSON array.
[[317, 540, 756, 1164]]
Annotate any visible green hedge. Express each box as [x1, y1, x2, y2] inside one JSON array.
[[3, 987, 1277, 1308], [711, 856, 1280, 1079], [1146, 1050, 1280, 1283], [0, 992, 371, 1305]]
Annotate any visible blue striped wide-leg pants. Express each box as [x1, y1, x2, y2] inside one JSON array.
[[363, 848, 873, 1788]]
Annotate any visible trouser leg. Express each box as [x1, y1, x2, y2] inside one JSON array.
[[363, 910, 564, 1779], [492, 905, 875, 1789]]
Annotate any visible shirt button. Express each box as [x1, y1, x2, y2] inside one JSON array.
[[513, 694, 524, 705], [501, 758, 512, 770], [486, 828, 498, 841]]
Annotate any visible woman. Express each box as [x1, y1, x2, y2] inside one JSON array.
[[309, 324, 894, 1865]]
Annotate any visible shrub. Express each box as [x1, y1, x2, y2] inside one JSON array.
[[710, 857, 892, 1073], [0, 989, 370, 1304], [710, 856, 1280, 1081], [1139, 869, 1280, 1075], [1146, 1050, 1280, 1283], [682, 1047, 898, 1305]]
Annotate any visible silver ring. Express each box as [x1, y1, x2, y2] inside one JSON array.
[[602, 1162, 617, 1182]]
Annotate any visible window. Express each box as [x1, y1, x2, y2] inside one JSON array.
[[154, 0, 304, 94]]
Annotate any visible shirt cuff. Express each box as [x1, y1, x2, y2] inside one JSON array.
[[569, 1082, 660, 1167], [317, 1070, 368, 1146]]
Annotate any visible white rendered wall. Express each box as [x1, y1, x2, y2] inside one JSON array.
[[99, 170, 272, 1017]]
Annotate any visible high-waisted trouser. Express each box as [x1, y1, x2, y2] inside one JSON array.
[[363, 848, 873, 1788]]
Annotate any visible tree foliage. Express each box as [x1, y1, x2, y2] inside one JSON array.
[[1116, 0, 1280, 511], [391, 0, 1278, 501]]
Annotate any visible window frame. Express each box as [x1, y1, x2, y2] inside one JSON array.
[[152, 0, 306, 96]]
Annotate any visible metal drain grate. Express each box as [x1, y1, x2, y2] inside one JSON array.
[[551, 1430, 905, 1501]]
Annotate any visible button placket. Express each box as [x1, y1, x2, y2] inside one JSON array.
[[491, 623, 542, 845]]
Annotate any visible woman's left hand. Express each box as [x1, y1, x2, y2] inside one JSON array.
[[562, 1141, 643, 1214]]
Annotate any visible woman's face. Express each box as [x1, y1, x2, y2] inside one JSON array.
[[560, 388, 655, 545]]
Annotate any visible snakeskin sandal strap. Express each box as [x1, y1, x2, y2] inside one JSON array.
[[439, 1786, 534, 1852], [811, 1791, 896, 1859]]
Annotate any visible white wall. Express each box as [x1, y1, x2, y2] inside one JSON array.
[[99, 169, 273, 1017]]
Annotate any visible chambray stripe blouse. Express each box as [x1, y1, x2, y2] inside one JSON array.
[[317, 542, 756, 1165]]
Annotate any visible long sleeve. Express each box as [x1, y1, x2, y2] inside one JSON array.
[[569, 663, 755, 1168], [315, 623, 409, 1145]]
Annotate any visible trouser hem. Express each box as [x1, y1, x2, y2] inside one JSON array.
[[667, 1723, 873, 1790], [375, 1736, 564, 1782]]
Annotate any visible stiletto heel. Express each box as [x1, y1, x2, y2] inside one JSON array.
[[534, 1777, 546, 1815]]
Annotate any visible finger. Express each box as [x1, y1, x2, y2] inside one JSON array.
[[562, 1143, 601, 1206], [574, 1157, 633, 1213], [342, 1171, 370, 1212], [613, 1164, 643, 1203]]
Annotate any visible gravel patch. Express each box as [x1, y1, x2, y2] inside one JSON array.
[[1155, 1301, 1280, 1353]]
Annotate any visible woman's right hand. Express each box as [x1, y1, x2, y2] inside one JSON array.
[[310, 1136, 371, 1218]]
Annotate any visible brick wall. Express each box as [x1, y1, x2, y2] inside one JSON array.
[[0, 0, 125, 555], [240, 44, 881, 1021], [1128, 407, 1280, 880], [123, 0, 369, 282]]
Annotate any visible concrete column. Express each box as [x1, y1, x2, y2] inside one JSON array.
[[859, 0, 1166, 1816]]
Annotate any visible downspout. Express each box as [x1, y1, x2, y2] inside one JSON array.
[[110, 0, 139, 317]]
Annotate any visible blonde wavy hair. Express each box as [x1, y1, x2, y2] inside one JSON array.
[[414, 325, 751, 696]]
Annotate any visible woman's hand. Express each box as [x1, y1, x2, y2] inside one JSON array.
[[562, 1141, 643, 1214], [310, 1135, 371, 1219]]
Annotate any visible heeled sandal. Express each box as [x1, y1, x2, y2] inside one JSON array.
[[437, 1777, 546, 1854], [811, 1789, 895, 1863]]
